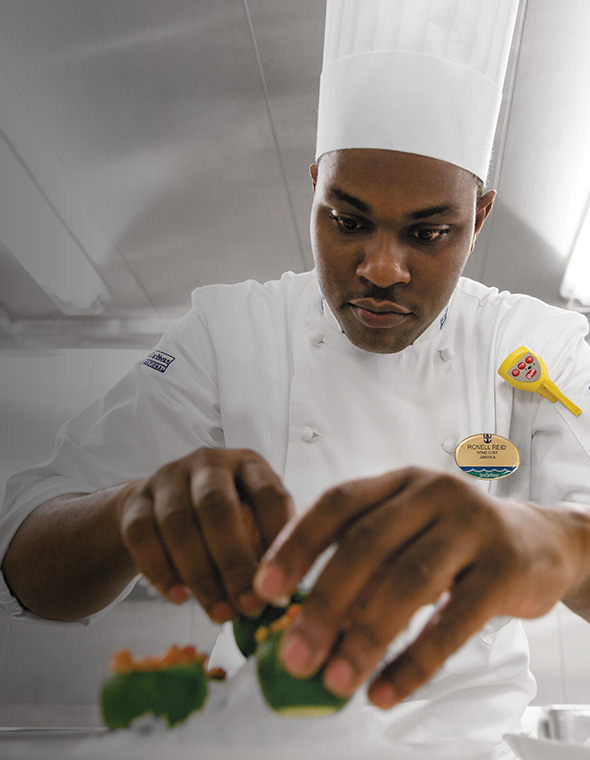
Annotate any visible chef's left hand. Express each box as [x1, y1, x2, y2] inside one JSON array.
[[253, 467, 590, 708]]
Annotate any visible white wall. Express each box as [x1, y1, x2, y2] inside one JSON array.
[[0, 348, 588, 727]]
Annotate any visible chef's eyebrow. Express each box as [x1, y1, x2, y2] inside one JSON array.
[[408, 205, 457, 220], [328, 187, 372, 215], [327, 188, 459, 221]]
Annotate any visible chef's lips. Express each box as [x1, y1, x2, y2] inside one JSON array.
[[348, 298, 413, 329]]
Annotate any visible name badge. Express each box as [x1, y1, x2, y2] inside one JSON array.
[[454, 433, 520, 480]]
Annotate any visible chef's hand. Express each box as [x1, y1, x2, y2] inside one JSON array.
[[253, 467, 587, 708], [118, 448, 294, 622]]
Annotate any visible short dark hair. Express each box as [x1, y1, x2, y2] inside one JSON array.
[[472, 173, 484, 202]]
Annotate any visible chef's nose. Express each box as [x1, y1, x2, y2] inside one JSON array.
[[355, 235, 411, 288]]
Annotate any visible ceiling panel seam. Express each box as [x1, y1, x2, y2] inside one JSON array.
[[242, 0, 309, 271], [0, 56, 159, 315]]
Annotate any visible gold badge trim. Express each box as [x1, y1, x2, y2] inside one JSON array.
[[454, 433, 520, 480]]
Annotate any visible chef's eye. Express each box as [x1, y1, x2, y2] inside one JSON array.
[[410, 227, 449, 243], [330, 212, 366, 233]]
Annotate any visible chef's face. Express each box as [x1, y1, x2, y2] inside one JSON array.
[[310, 149, 495, 354]]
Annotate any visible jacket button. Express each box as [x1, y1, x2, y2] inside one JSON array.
[[300, 426, 316, 442], [310, 332, 324, 347], [442, 438, 456, 454], [440, 347, 455, 362]]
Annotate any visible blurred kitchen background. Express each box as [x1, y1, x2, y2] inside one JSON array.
[[1, 0, 590, 727]]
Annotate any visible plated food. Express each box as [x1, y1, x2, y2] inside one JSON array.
[[232, 588, 307, 658], [100, 591, 350, 730], [100, 645, 212, 729], [255, 604, 349, 716]]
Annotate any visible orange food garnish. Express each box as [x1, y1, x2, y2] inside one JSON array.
[[207, 667, 227, 681], [254, 603, 302, 645], [109, 645, 207, 674]]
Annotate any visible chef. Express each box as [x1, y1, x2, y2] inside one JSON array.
[[2, 0, 590, 755]]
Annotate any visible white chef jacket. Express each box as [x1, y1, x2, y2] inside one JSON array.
[[2, 270, 590, 752]]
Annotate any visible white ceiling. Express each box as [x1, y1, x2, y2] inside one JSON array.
[[0, 0, 589, 347]]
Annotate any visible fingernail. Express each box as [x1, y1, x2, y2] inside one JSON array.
[[168, 585, 191, 605], [253, 564, 287, 601], [369, 681, 398, 709], [238, 592, 265, 616], [324, 659, 355, 694], [211, 602, 234, 624], [273, 595, 291, 608], [280, 632, 312, 675]]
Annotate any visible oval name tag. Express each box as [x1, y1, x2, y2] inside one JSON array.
[[454, 433, 520, 480]]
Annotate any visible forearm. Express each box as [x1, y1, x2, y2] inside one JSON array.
[[555, 502, 590, 622], [2, 483, 139, 622]]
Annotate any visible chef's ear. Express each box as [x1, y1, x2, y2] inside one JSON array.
[[471, 189, 496, 251], [310, 163, 319, 192]]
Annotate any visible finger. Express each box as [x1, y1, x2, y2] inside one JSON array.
[[190, 459, 261, 613], [368, 568, 500, 708], [120, 486, 185, 604], [151, 475, 232, 623], [255, 468, 415, 601], [276, 494, 441, 679], [237, 453, 295, 551], [322, 529, 473, 696], [241, 504, 263, 557]]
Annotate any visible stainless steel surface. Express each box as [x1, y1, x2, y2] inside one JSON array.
[[0, 727, 108, 738]]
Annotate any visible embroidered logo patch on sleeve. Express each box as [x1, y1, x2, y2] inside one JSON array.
[[142, 351, 176, 373]]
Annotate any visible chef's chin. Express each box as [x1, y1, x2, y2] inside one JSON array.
[[339, 320, 419, 354], [332, 302, 420, 353]]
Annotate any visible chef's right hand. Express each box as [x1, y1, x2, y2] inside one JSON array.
[[117, 448, 294, 622]]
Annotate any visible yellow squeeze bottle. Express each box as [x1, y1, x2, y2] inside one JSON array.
[[498, 346, 581, 417]]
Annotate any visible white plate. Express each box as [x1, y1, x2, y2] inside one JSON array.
[[505, 733, 590, 760]]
